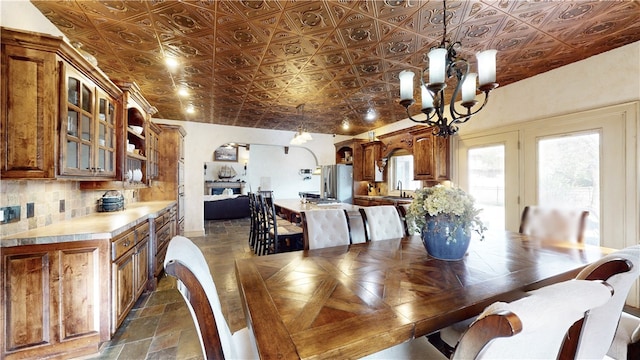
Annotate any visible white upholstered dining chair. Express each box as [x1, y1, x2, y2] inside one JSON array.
[[450, 279, 613, 359], [370, 279, 613, 360], [359, 205, 405, 241], [519, 205, 589, 242], [569, 245, 640, 360], [164, 235, 259, 359], [300, 209, 351, 250]]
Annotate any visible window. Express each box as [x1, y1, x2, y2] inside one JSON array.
[[387, 151, 421, 195]]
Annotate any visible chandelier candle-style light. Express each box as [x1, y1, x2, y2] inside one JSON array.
[[399, 0, 498, 137], [290, 104, 312, 145]]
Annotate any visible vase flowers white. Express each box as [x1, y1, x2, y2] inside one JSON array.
[[406, 183, 486, 245]]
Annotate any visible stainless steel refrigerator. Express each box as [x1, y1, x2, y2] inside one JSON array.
[[321, 164, 353, 203]]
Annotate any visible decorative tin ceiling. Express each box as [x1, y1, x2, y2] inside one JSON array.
[[30, 0, 640, 136]]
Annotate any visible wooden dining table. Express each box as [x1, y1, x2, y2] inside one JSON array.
[[274, 198, 360, 224], [235, 231, 613, 360]]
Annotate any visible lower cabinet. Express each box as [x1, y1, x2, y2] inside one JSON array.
[[152, 205, 177, 282], [1, 240, 110, 360], [1, 202, 175, 359], [111, 221, 150, 333]]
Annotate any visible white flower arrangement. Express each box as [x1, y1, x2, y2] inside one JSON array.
[[406, 183, 486, 243]]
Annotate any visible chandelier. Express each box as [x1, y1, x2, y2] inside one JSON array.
[[290, 104, 313, 145], [399, 0, 498, 137]]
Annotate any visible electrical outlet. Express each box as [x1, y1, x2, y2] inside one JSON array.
[[27, 203, 34, 218], [59, 199, 65, 213], [0, 206, 21, 224]]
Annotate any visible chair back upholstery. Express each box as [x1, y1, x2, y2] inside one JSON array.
[[346, 210, 367, 244], [164, 235, 258, 359], [570, 245, 640, 359], [301, 209, 351, 250], [453, 279, 613, 360], [519, 206, 589, 242], [359, 205, 405, 241]]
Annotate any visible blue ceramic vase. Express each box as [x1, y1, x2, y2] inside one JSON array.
[[421, 215, 471, 261]]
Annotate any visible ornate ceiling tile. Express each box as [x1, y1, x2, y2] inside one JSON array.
[[28, 0, 640, 135]]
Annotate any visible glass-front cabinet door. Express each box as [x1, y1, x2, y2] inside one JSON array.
[[61, 67, 117, 178]]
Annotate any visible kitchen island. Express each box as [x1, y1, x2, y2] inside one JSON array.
[[1, 201, 176, 360]]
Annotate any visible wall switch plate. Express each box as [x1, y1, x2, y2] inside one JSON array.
[[0, 206, 21, 224], [59, 199, 65, 213], [27, 203, 34, 218]]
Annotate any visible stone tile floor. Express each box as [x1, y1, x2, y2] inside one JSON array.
[[86, 218, 255, 360]]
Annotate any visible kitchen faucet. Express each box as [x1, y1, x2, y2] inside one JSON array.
[[397, 180, 402, 197]]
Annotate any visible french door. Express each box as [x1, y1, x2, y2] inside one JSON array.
[[456, 131, 519, 232]]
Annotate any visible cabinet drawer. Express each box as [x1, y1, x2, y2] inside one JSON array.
[[154, 213, 166, 229], [156, 223, 171, 251], [155, 242, 168, 277], [136, 221, 150, 242], [112, 229, 136, 260]]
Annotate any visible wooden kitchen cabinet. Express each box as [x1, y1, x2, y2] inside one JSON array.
[[362, 141, 383, 182], [1, 27, 122, 180], [1, 240, 110, 359], [60, 65, 118, 177], [111, 221, 150, 333], [139, 124, 186, 235], [150, 205, 177, 284], [411, 128, 450, 182], [335, 138, 365, 181]]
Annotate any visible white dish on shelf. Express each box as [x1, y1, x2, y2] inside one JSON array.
[[133, 169, 142, 182], [127, 143, 135, 152], [129, 125, 143, 135]]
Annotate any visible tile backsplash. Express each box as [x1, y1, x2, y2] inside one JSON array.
[[0, 180, 137, 237]]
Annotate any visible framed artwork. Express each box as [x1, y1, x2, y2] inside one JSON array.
[[214, 145, 238, 162]]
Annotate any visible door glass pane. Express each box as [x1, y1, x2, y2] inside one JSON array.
[[538, 132, 600, 245], [108, 103, 115, 124], [81, 84, 92, 112], [67, 141, 78, 168], [99, 123, 106, 144], [468, 145, 505, 232], [82, 114, 91, 141], [99, 98, 106, 120], [81, 143, 91, 170], [68, 78, 79, 106], [98, 149, 105, 170], [67, 111, 78, 137]]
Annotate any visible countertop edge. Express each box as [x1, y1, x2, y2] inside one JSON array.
[[1, 201, 176, 247]]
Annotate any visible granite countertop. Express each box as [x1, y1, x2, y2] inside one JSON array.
[[1, 201, 176, 247]]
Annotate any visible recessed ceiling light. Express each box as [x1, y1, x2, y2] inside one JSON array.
[[165, 57, 179, 70], [186, 104, 195, 114], [177, 88, 189, 97], [365, 108, 377, 121]]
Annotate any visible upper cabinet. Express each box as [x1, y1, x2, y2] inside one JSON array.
[[410, 127, 450, 182], [362, 141, 383, 182], [117, 81, 158, 187], [1, 27, 122, 180], [60, 66, 118, 177], [335, 139, 365, 181]]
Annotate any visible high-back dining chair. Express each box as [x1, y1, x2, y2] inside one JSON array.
[[519, 205, 589, 242], [451, 279, 613, 360], [561, 245, 640, 360], [300, 209, 351, 250], [164, 235, 259, 359], [359, 205, 405, 241], [263, 192, 303, 254], [438, 253, 638, 358], [396, 203, 417, 236]]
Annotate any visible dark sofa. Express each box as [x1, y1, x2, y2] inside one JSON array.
[[204, 195, 250, 220]]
